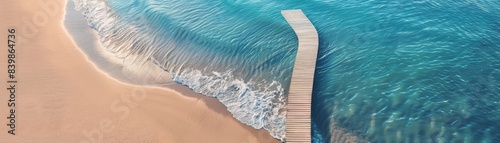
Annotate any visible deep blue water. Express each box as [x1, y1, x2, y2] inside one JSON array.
[[73, 0, 500, 142]]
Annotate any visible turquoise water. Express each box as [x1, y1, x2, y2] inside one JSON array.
[[72, 0, 500, 142]]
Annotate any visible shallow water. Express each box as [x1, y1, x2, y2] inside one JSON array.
[[70, 0, 500, 142]]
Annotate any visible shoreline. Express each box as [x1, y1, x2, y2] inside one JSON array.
[[63, 0, 174, 86], [0, 0, 279, 142], [69, 0, 289, 140]]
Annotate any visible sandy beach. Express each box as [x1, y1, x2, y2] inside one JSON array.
[[0, 0, 279, 142]]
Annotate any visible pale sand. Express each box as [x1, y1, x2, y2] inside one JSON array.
[[0, 0, 279, 142]]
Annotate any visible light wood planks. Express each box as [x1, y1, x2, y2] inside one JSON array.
[[282, 9, 319, 143]]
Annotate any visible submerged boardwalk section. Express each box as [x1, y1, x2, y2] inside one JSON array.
[[282, 10, 318, 143]]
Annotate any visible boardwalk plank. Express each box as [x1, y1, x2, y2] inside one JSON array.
[[282, 9, 318, 143]]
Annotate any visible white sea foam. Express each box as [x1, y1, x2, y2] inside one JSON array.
[[172, 70, 286, 139]]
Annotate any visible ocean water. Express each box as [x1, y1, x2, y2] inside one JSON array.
[[70, 0, 500, 142]]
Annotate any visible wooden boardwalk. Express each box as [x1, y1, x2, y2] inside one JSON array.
[[282, 10, 318, 143]]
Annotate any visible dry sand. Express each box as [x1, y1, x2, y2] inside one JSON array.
[[0, 0, 280, 142]]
